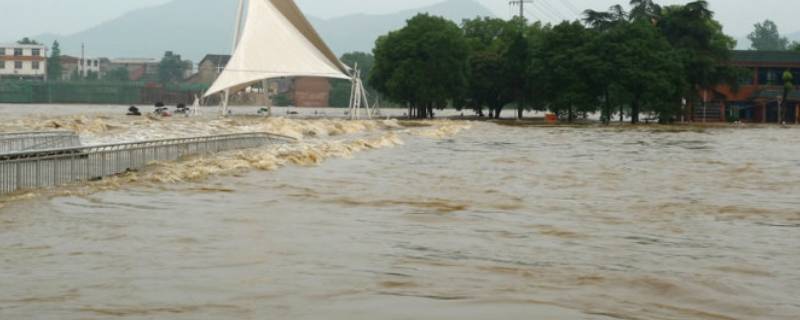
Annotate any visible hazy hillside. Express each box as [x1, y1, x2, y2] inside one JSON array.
[[310, 0, 494, 54], [33, 0, 494, 62]]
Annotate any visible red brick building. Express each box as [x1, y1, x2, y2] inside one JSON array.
[[291, 77, 331, 107], [704, 51, 800, 123]]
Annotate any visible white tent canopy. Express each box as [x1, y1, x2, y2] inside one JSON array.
[[204, 0, 350, 98]]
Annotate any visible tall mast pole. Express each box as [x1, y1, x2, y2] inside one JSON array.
[[509, 0, 532, 25], [232, 0, 245, 52], [223, 0, 246, 116]]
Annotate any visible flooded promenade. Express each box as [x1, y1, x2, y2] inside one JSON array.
[[1, 105, 798, 319]]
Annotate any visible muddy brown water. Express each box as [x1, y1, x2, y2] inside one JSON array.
[[0, 106, 798, 319]]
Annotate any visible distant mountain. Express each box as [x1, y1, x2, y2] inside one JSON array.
[[32, 0, 494, 63], [310, 0, 494, 55]]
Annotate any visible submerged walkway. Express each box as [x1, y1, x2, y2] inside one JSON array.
[[0, 132, 295, 195]]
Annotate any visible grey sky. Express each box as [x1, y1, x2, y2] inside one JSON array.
[[0, 0, 796, 42]]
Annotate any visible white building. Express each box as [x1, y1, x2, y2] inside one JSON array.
[[79, 57, 101, 78], [0, 43, 48, 80], [61, 55, 108, 80]]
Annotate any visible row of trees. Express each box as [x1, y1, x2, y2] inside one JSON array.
[[369, 0, 743, 123], [37, 40, 185, 84]]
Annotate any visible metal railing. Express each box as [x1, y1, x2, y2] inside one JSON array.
[[0, 132, 295, 195], [0, 131, 82, 154]]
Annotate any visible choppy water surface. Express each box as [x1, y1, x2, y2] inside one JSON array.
[[1, 107, 799, 319]]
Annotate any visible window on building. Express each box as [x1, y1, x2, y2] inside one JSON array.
[[758, 68, 781, 85], [32, 48, 41, 56], [14, 61, 23, 69], [94, 60, 99, 67], [0, 61, 5, 69], [0, 48, 5, 55], [14, 48, 23, 56], [32, 61, 40, 70], [738, 68, 755, 85]]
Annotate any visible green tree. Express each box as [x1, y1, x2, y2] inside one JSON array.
[[610, 21, 684, 123], [17, 37, 40, 45], [534, 21, 602, 122], [583, 5, 627, 31], [504, 28, 532, 119], [462, 17, 516, 118], [781, 70, 793, 123], [658, 1, 738, 122], [748, 20, 788, 51], [329, 52, 376, 107], [370, 14, 470, 119], [341, 52, 374, 83], [46, 41, 63, 81], [629, 0, 662, 22], [158, 51, 187, 84], [107, 67, 131, 82]]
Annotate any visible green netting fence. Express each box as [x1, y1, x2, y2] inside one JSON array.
[[0, 80, 209, 105]]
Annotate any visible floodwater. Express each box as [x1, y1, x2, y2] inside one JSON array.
[[1, 105, 798, 319]]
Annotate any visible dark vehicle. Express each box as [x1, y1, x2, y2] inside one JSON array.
[[127, 106, 142, 116]]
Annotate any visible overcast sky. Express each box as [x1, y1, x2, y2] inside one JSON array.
[[0, 0, 797, 42]]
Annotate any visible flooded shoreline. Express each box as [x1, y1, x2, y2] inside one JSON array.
[[1, 106, 798, 319]]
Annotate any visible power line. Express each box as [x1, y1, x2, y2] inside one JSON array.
[[561, 0, 583, 16], [524, 8, 539, 22], [532, 1, 562, 22], [528, 3, 557, 22], [538, 0, 569, 21]]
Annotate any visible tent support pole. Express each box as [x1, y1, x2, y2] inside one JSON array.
[[262, 79, 271, 117], [232, 0, 245, 51], [222, 90, 230, 116], [221, 0, 245, 118]]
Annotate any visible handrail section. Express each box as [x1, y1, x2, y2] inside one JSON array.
[[0, 132, 295, 195], [0, 131, 82, 154]]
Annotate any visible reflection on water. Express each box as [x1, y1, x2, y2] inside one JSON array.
[[1, 110, 799, 319]]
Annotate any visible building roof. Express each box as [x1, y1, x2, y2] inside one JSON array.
[[199, 54, 231, 66], [0, 43, 47, 49], [60, 55, 80, 63], [732, 50, 800, 67], [110, 58, 159, 64]]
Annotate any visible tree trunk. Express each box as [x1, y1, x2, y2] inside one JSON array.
[[631, 97, 640, 124], [568, 105, 574, 123], [495, 107, 502, 119], [517, 106, 523, 120], [427, 106, 434, 119], [603, 89, 611, 125], [619, 104, 624, 123]]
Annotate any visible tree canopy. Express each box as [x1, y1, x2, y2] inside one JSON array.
[[46, 41, 63, 81], [17, 37, 40, 45], [369, 0, 740, 123], [748, 20, 789, 51], [370, 14, 470, 119], [329, 51, 376, 108], [158, 51, 188, 84]]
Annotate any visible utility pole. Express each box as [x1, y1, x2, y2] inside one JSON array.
[[509, 0, 533, 22], [80, 43, 85, 79]]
